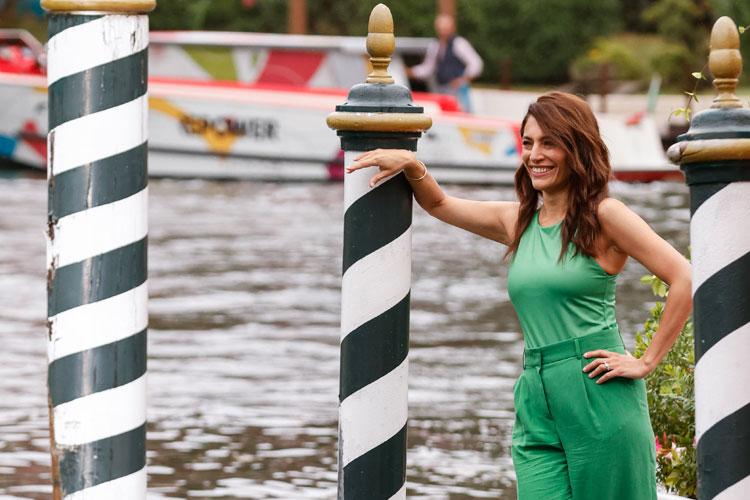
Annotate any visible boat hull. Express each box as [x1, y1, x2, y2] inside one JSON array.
[[0, 73, 680, 184]]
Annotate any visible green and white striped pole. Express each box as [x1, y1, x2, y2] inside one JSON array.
[[668, 16, 750, 500], [327, 4, 431, 499], [43, 1, 154, 498]]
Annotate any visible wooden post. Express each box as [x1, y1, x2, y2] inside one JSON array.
[[42, 0, 153, 498], [288, 0, 307, 34], [327, 4, 431, 499], [667, 16, 750, 500], [437, 0, 455, 17]]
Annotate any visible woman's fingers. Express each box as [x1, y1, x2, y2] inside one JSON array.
[[582, 350, 612, 372], [583, 349, 609, 360], [587, 359, 611, 378], [369, 170, 395, 188], [596, 369, 619, 384]]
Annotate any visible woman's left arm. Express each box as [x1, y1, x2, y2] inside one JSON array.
[[583, 198, 692, 384]]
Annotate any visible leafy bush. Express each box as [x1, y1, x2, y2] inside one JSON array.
[[634, 274, 696, 498], [570, 34, 692, 89]]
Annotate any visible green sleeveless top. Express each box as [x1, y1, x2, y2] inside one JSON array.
[[507, 211, 618, 349]]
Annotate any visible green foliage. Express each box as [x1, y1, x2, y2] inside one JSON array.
[[570, 34, 690, 88], [149, 0, 620, 84], [145, 0, 748, 87], [634, 274, 696, 498]]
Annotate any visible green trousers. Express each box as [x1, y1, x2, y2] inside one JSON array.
[[511, 328, 657, 500]]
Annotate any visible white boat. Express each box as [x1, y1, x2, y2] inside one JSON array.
[[0, 29, 681, 184]]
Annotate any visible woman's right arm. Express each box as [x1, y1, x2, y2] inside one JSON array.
[[346, 149, 518, 244]]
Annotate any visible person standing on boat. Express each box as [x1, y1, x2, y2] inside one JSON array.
[[345, 92, 692, 499], [407, 13, 483, 113]]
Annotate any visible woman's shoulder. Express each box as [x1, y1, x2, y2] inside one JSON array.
[[596, 197, 632, 224], [595, 197, 648, 245]]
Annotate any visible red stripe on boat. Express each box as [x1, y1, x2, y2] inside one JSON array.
[[256, 50, 325, 86]]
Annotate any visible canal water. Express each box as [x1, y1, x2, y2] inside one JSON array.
[[0, 177, 689, 499]]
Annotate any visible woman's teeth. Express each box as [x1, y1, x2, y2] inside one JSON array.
[[531, 166, 553, 174]]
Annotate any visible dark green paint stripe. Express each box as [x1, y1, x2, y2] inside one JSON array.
[[693, 251, 750, 362], [49, 49, 148, 130], [49, 329, 147, 407], [49, 14, 105, 40], [49, 237, 147, 317], [682, 161, 750, 186], [679, 131, 750, 141], [60, 423, 146, 496], [689, 182, 729, 216], [339, 293, 409, 401], [697, 402, 750, 500], [49, 143, 148, 219], [339, 132, 420, 153], [343, 424, 406, 499], [343, 173, 412, 274]]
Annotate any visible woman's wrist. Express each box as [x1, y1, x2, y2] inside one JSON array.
[[404, 159, 427, 181]]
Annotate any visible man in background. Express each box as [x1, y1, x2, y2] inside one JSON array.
[[407, 13, 483, 113]]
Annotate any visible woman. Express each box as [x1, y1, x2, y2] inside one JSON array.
[[345, 92, 692, 500]]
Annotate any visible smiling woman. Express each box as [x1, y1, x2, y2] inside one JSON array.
[[346, 91, 693, 500]]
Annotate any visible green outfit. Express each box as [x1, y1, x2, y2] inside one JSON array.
[[507, 212, 656, 500]]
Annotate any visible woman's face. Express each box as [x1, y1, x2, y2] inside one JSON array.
[[521, 115, 570, 193]]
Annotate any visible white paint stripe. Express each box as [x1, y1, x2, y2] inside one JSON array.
[[49, 188, 148, 268], [344, 150, 400, 212], [691, 182, 750, 292], [48, 282, 148, 362], [714, 474, 750, 500], [64, 467, 146, 500], [50, 96, 148, 176], [695, 322, 750, 438], [47, 15, 149, 85], [341, 228, 411, 338], [340, 358, 408, 467], [388, 483, 407, 500], [54, 375, 146, 446]]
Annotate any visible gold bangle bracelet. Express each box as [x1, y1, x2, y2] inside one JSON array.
[[405, 160, 428, 181]]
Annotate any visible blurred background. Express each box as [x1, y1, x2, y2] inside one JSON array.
[[0, 0, 744, 498]]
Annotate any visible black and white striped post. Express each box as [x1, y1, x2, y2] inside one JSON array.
[[43, 1, 154, 498], [326, 4, 431, 499], [667, 16, 750, 500]]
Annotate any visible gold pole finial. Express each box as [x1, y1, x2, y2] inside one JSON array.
[[366, 4, 395, 84], [709, 16, 743, 109], [41, 0, 156, 13]]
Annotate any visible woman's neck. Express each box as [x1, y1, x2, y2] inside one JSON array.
[[539, 189, 569, 222]]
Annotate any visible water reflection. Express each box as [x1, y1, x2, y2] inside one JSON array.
[[0, 178, 688, 498]]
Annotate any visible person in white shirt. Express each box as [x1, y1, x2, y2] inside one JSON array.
[[407, 14, 484, 113]]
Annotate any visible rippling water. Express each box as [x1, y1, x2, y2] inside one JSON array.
[[0, 176, 689, 499]]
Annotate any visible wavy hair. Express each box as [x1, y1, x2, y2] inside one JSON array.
[[506, 92, 611, 261]]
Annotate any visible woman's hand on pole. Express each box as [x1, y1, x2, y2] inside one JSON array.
[[346, 149, 421, 188], [582, 349, 651, 384]]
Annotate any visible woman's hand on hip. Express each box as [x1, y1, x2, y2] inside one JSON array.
[[582, 349, 651, 384], [345, 149, 420, 188]]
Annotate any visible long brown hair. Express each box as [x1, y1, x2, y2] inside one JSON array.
[[506, 92, 611, 261]]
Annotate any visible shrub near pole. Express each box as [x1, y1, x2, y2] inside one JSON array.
[[327, 4, 431, 499], [42, 1, 154, 498], [668, 16, 750, 500]]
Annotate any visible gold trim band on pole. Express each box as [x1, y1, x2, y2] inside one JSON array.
[[326, 112, 433, 133], [668, 138, 750, 164], [42, 0, 156, 13]]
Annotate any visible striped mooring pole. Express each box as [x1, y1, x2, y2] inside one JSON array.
[[667, 16, 750, 500], [43, 1, 154, 498], [326, 4, 431, 499]]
